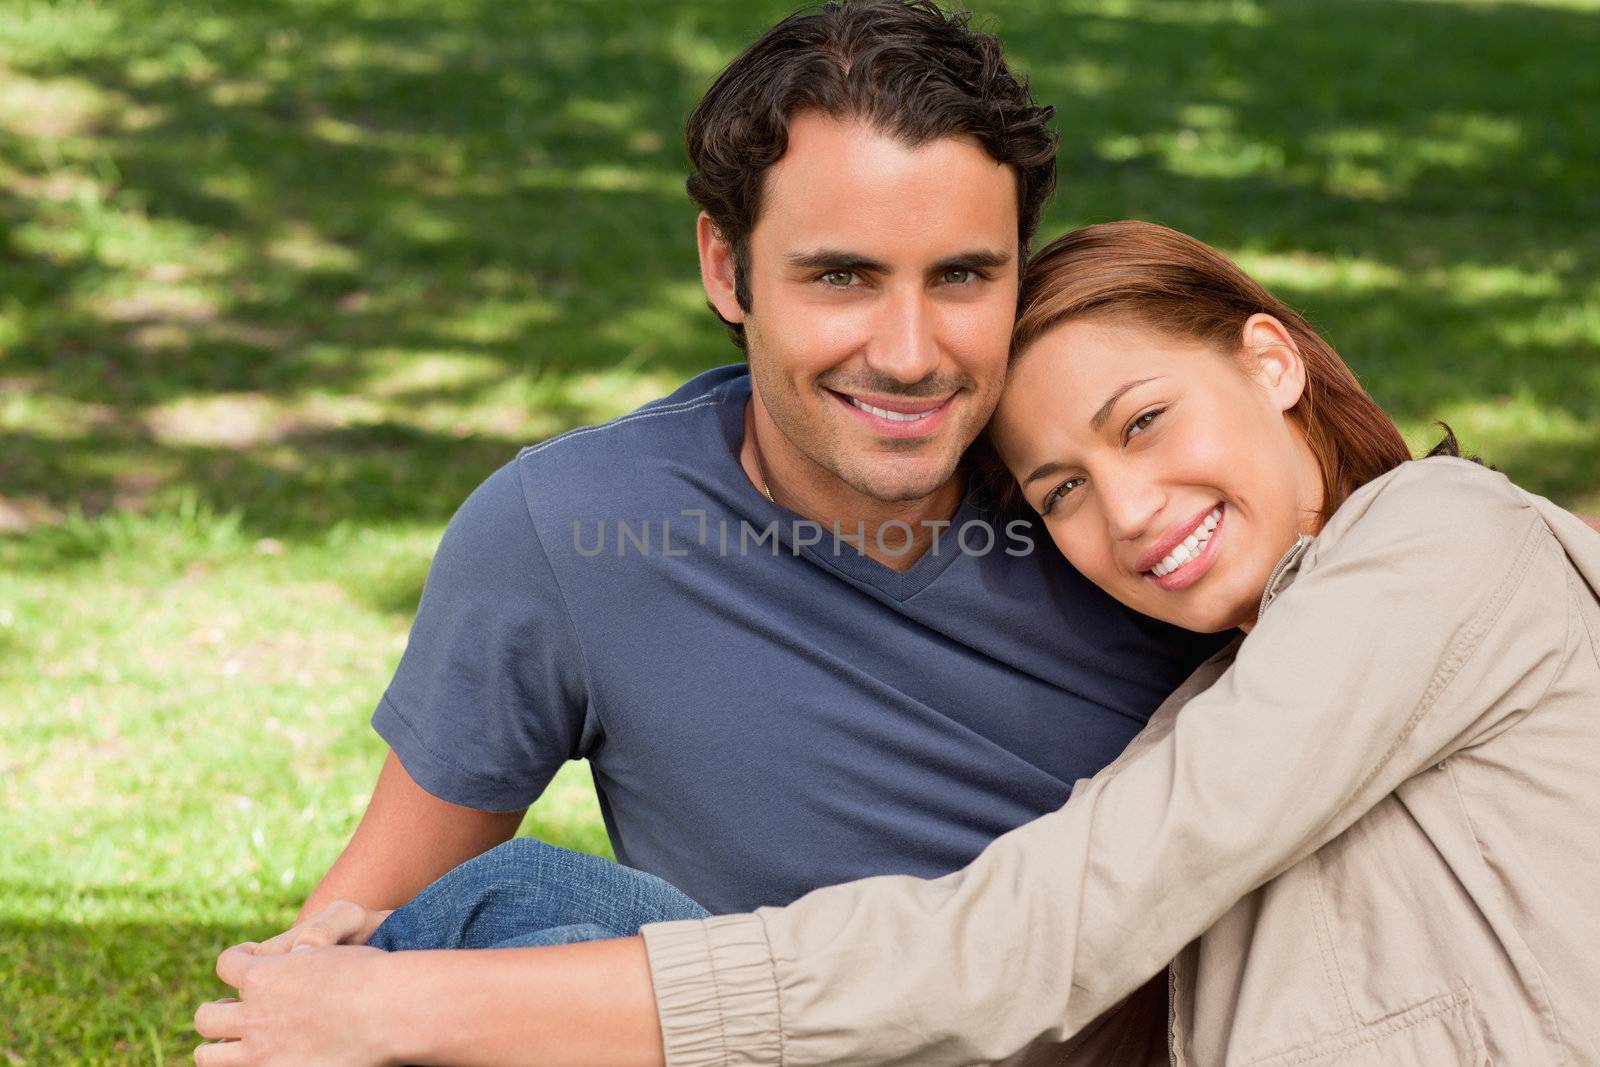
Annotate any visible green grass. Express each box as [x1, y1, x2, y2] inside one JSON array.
[[1, 0, 1597, 1060]]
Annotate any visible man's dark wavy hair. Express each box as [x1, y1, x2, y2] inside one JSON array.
[[685, 0, 1058, 349]]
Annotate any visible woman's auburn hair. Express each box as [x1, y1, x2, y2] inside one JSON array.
[[1004, 220, 1415, 520]]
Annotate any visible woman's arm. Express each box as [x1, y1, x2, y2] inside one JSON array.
[[639, 459, 1572, 1066], [198, 937, 666, 1067], [386, 938, 665, 1066]]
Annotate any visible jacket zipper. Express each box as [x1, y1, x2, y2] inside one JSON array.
[[1256, 535, 1313, 620], [1166, 961, 1182, 1066]]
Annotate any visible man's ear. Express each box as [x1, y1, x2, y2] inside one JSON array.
[[1241, 313, 1306, 413], [697, 213, 745, 327]]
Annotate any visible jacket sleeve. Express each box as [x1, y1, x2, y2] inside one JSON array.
[[640, 459, 1568, 1066]]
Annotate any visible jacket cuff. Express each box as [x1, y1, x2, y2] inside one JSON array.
[[641, 914, 784, 1066]]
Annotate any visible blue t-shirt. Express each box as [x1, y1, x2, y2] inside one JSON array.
[[374, 365, 1227, 913]]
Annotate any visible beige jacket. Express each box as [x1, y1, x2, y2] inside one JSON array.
[[642, 457, 1600, 1066]]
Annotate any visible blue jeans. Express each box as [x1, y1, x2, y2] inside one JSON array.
[[368, 837, 711, 952]]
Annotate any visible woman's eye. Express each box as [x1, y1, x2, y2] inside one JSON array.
[[1041, 476, 1085, 515], [820, 270, 856, 288], [1126, 409, 1163, 441]]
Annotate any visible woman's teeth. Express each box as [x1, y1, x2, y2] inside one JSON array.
[[849, 397, 936, 422], [1151, 506, 1222, 578]]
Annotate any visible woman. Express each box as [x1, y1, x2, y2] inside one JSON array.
[[196, 222, 1600, 1066]]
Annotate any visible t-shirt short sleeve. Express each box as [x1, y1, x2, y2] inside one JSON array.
[[372, 458, 594, 812]]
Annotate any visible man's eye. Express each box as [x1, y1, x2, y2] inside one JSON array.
[[1041, 476, 1085, 515], [941, 268, 977, 285], [820, 270, 857, 288], [1126, 409, 1163, 441]]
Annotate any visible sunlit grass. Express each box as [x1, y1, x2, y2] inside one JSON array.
[[2, 0, 1598, 1060]]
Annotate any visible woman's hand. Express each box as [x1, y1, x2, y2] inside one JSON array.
[[194, 943, 397, 1066], [250, 899, 393, 957]]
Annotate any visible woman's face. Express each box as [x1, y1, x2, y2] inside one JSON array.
[[990, 314, 1325, 633]]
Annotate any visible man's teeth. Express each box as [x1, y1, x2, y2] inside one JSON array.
[[849, 397, 936, 422], [1151, 507, 1223, 578]]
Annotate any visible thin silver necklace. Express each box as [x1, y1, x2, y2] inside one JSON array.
[[748, 417, 777, 502]]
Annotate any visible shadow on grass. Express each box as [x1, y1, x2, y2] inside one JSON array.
[[0, 914, 262, 1064], [1488, 431, 1600, 509], [1, 0, 1596, 555]]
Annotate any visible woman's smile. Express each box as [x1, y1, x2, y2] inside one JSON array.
[[1141, 503, 1225, 591]]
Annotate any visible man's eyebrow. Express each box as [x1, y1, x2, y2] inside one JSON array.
[[1090, 376, 1163, 432], [784, 249, 890, 273], [782, 248, 1014, 274], [932, 249, 1014, 273]]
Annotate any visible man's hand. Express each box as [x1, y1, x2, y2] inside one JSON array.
[[194, 943, 394, 1066], [249, 899, 393, 957]]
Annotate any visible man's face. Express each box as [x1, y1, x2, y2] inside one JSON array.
[[716, 112, 1020, 504]]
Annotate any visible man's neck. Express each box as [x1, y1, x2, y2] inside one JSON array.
[[738, 399, 965, 573]]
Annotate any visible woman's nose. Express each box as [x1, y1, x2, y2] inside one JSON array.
[[1100, 478, 1163, 543]]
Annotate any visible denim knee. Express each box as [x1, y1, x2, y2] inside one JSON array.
[[368, 836, 709, 953]]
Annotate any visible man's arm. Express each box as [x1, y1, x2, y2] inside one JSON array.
[[1581, 512, 1600, 536], [298, 749, 526, 921]]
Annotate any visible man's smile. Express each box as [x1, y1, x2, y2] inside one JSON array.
[[826, 388, 955, 439]]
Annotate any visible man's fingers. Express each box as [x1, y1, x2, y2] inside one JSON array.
[[312, 899, 373, 944], [193, 998, 244, 1041], [255, 930, 293, 956], [215, 943, 259, 989], [284, 923, 335, 952], [260, 900, 370, 956], [193, 1039, 247, 1067], [253, 929, 308, 959], [258, 920, 342, 955]]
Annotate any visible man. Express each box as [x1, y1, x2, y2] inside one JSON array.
[[284, 0, 1223, 924], [196, 2, 1223, 1061]]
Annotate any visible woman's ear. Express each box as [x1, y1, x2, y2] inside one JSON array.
[[1241, 313, 1306, 412], [697, 213, 746, 327]]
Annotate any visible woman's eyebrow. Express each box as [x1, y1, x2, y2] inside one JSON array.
[[1090, 376, 1164, 431], [1022, 376, 1168, 485], [1023, 459, 1067, 487]]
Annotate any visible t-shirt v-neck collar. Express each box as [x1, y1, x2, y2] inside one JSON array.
[[711, 374, 975, 604]]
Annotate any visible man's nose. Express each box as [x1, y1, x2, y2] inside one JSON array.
[[862, 288, 940, 385]]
